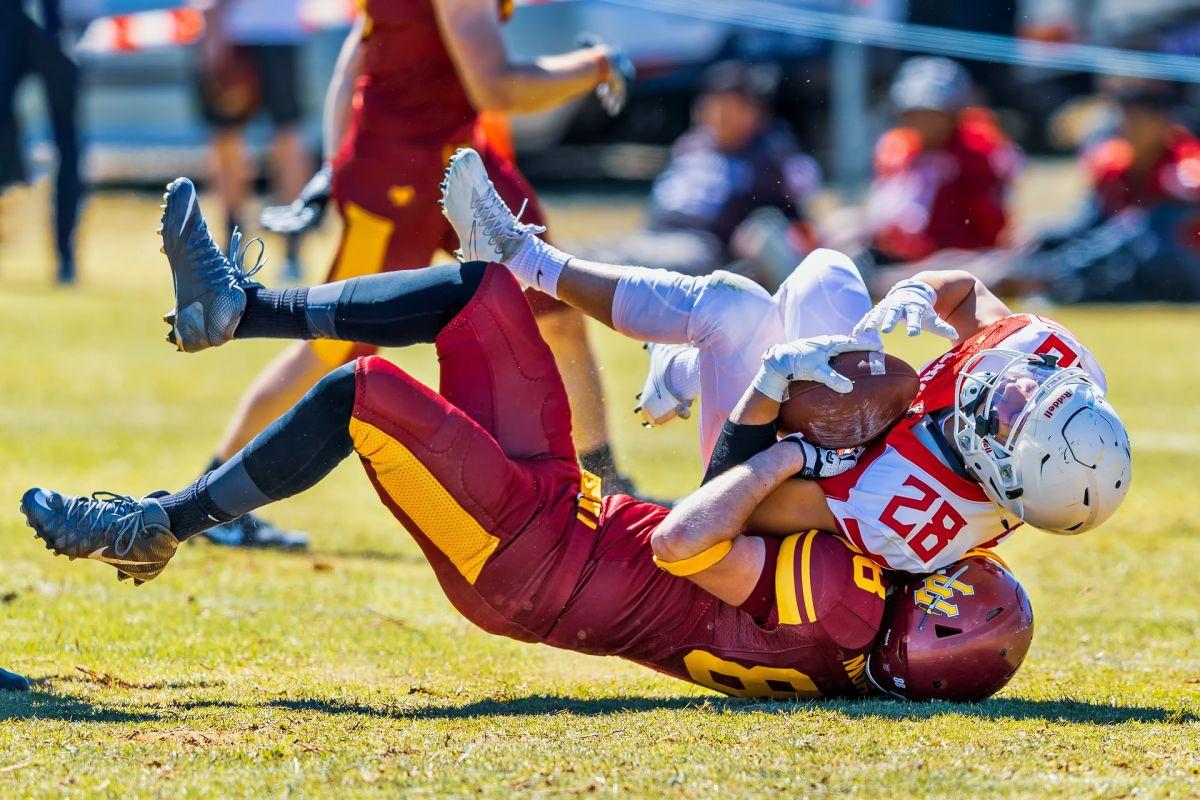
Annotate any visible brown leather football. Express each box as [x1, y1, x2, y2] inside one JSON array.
[[777, 351, 919, 448]]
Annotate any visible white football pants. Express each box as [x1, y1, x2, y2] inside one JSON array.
[[610, 248, 879, 462]]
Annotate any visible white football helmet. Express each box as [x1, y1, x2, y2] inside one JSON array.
[[953, 349, 1131, 534]]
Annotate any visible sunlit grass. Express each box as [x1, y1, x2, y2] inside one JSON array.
[[0, 185, 1196, 797]]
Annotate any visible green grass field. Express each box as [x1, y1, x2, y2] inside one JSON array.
[[0, 186, 1197, 797]]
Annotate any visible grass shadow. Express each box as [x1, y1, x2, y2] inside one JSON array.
[[267, 694, 708, 720], [0, 688, 162, 723], [6, 688, 1190, 728], [739, 695, 1199, 726], [261, 693, 1197, 726]]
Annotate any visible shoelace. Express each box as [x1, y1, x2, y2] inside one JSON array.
[[187, 219, 266, 291], [63, 491, 170, 558], [228, 228, 268, 287], [470, 182, 545, 251]]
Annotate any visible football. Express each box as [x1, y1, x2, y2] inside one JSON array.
[[777, 350, 919, 448]]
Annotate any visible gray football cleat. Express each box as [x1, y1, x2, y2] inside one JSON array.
[[438, 148, 545, 263], [21, 488, 180, 585], [160, 177, 266, 352]]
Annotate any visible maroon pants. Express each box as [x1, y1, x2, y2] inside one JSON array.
[[348, 264, 596, 641]]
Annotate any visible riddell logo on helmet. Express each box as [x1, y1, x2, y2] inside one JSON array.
[[1043, 390, 1073, 419]]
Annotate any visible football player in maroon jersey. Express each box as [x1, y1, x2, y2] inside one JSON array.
[[23, 184, 1033, 702], [196, 0, 636, 547]]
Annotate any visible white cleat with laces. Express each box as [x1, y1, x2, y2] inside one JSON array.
[[438, 148, 545, 264]]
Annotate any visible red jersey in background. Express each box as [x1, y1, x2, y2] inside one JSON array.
[[868, 109, 1021, 263], [1085, 126, 1200, 217]]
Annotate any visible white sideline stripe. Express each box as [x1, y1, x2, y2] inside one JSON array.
[[615, 0, 1200, 84], [1128, 433, 1200, 454]]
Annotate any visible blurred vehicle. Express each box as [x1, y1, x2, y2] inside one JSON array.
[[26, 0, 904, 185], [1013, 0, 1200, 151], [509, 0, 904, 179]]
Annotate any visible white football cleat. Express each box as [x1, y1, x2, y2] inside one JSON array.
[[439, 148, 545, 263], [634, 343, 695, 427]]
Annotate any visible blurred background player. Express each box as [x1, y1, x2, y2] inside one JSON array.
[[196, 0, 313, 278], [1085, 80, 1200, 218], [575, 60, 820, 291], [1033, 78, 1200, 301], [0, 0, 82, 284], [200, 0, 635, 546], [825, 56, 1021, 286]]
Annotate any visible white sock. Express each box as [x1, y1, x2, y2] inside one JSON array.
[[665, 346, 701, 402], [506, 235, 571, 298]]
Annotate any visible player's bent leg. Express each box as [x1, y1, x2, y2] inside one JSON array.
[[775, 248, 879, 345], [23, 363, 361, 583], [434, 262, 574, 462], [210, 258, 572, 464], [352, 355, 586, 638], [611, 268, 784, 457], [478, 147, 634, 490], [439, 148, 782, 452]]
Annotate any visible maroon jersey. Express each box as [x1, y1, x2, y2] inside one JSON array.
[[353, 263, 884, 700], [546, 496, 889, 699], [348, 0, 512, 152]]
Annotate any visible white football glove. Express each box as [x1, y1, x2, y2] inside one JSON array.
[[780, 433, 863, 480], [852, 279, 959, 340], [752, 334, 877, 400]]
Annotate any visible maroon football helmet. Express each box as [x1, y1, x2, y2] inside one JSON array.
[[866, 552, 1034, 702]]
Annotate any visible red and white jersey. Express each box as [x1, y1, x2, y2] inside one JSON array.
[[818, 314, 1105, 573]]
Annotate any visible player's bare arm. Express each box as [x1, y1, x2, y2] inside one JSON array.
[[651, 441, 810, 606], [323, 15, 366, 162], [433, 0, 618, 114]]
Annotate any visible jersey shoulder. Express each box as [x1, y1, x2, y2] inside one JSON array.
[[773, 531, 887, 652], [956, 108, 1012, 154], [1084, 137, 1135, 185]]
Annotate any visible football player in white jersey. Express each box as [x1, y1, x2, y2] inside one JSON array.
[[440, 148, 1132, 575]]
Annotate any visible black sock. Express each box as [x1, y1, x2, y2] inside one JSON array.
[[234, 287, 311, 339], [158, 474, 237, 541], [163, 364, 358, 539]]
